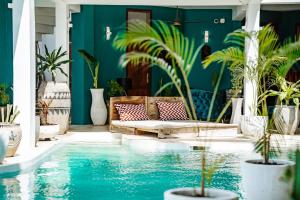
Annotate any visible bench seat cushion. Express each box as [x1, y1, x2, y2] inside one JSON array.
[[111, 120, 238, 130]]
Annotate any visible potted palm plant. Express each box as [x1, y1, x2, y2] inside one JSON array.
[[37, 100, 59, 140], [78, 49, 107, 125], [36, 45, 71, 134], [113, 20, 238, 200], [266, 76, 300, 135]]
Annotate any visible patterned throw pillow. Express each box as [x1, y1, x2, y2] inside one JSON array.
[[114, 104, 150, 121], [156, 101, 188, 121]]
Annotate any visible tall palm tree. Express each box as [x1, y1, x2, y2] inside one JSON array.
[[113, 20, 203, 120], [203, 24, 300, 116]]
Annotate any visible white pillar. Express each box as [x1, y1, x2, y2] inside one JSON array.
[[55, 0, 70, 83], [12, 0, 36, 151], [244, 0, 260, 116]]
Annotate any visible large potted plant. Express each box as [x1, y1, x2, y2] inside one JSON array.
[[78, 50, 107, 125], [36, 45, 71, 134], [0, 105, 21, 157], [240, 118, 295, 200], [266, 76, 300, 135], [114, 20, 238, 199], [37, 100, 60, 140]]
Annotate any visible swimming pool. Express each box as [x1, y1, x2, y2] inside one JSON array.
[[0, 143, 246, 200]]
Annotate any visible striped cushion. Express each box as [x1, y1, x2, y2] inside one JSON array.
[[114, 104, 150, 121], [156, 101, 188, 120]]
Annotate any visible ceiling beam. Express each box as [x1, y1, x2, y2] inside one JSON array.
[[63, 0, 244, 6], [262, 0, 300, 4]]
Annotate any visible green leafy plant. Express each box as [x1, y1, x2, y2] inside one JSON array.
[[155, 78, 173, 96], [113, 20, 201, 120], [78, 50, 100, 89], [0, 84, 10, 106], [203, 25, 300, 164], [113, 20, 226, 197], [203, 24, 300, 117], [263, 76, 300, 106], [0, 104, 20, 124], [36, 45, 71, 82], [106, 80, 125, 99]]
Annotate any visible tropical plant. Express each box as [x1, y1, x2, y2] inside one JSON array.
[[0, 104, 20, 124], [263, 76, 300, 106], [36, 45, 71, 82], [0, 84, 9, 106], [78, 50, 100, 89], [203, 24, 300, 117], [113, 20, 225, 197], [106, 80, 125, 99], [37, 99, 53, 125], [155, 78, 173, 96], [113, 20, 201, 120], [203, 24, 300, 164]]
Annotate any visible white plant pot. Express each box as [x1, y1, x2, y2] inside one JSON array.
[[90, 88, 107, 125], [240, 115, 268, 138], [164, 188, 238, 200], [38, 81, 71, 134], [39, 124, 60, 140], [230, 98, 243, 133], [241, 159, 295, 200], [0, 130, 9, 164], [274, 105, 300, 135], [35, 116, 40, 146]]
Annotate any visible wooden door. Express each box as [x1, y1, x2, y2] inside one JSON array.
[[126, 9, 152, 96]]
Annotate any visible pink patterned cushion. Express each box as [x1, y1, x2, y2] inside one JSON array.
[[114, 104, 150, 121], [156, 101, 188, 120]]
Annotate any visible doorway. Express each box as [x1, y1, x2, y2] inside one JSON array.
[[126, 9, 152, 96]]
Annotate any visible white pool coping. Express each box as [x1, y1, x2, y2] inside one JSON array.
[[0, 125, 299, 176]]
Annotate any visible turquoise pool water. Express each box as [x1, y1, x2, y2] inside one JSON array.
[[0, 144, 244, 200]]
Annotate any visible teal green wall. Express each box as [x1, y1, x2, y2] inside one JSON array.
[[0, 0, 13, 101], [71, 5, 242, 124]]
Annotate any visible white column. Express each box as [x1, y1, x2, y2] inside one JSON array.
[[55, 0, 70, 83], [244, 0, 260, 116], [12, 0, 36, 151]]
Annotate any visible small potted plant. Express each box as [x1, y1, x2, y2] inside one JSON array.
[[78, 49, 107, 125], [266, 76, 300, 135], [0, 104, 21, 157], [37, 100, 59, 140], [164, 150, 238, 200]]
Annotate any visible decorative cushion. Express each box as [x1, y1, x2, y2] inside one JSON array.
[[156, 101, 188, 121], [114, 104, 150, 121]]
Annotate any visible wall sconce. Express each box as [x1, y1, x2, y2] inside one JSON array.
[[204, 31, 209, 43], [106, 26, 112, 40]]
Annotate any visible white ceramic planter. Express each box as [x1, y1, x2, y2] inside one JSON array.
[[274, 105, 300, 135], [164, 188, 238, 200], [90, 88, 107, 125], [0, 124, 22, 157], [38, 81, 71, 134], [35, 116, 40, 146], [230, 98, 243, 133], [39, 124, 60, 140], [241, 159, 294, 200], [240, 115, 268, 138], [0, 130, 9, 164]]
